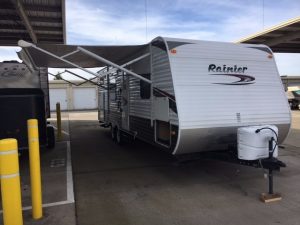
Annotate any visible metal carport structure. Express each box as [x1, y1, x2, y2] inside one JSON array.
[[237, 16, 300, 89], [0, 0, 66, 46], [237, 16, 300, 53]]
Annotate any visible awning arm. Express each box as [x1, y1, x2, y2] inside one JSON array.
[[77, 47, 152, 84], [64, 70, 99, 86], [64, 70, 107, 89], [98, 53, 150, 78], [49, 71, 107, 89], [18, 40, 100, 77], [61, 49, 81, 59], [17, 40, 151, 84], [48, 72, 79, 86], [76, 76, 98, 86]]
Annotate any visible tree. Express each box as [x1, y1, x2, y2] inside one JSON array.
[[53, 72, 63, 80]]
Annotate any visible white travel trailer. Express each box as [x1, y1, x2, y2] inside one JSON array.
[[17, 37, 291, 156], [18, 37, 290, 197], [97, 37, 291, 156]]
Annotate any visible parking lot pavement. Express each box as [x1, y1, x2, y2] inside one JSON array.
[[70, 111, 300, 225], [0, 111, 75, 225]]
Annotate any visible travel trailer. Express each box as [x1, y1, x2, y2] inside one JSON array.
[[97, 37, 291, 156], [17, 37, 291, 196], [17, 37, 291, 156]]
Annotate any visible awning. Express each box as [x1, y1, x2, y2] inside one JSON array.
[[18, 42, 149, 68], [236, 16, 300, 53]]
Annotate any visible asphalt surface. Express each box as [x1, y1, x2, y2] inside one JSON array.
[[70, 111, 300, 225]]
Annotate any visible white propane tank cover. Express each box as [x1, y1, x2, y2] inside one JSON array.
[[237, 125, 278, 160]]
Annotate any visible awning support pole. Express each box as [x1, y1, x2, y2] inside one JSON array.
[[77, 47, 152, 84], [61, 49, 80, 59], [98, 53, 150, 78], [18, 40, 151, 84], [48, 72, 79, 86], [64, 70, 99, 86], [21, 43, 100, 77]]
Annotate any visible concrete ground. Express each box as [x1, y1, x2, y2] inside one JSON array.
[[0, 112, 76, 225], [2, 110, 299, 225], [69, 111, 300, 225]]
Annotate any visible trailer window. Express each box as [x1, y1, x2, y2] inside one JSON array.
[[140, 74, 151, 99], [109, 84, 116, 101]]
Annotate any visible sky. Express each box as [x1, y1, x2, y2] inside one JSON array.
[[0, 0, 300, 80]]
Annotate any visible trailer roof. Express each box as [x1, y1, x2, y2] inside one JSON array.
[[236, 16, 300, 53], [0, 0, 66, 46]]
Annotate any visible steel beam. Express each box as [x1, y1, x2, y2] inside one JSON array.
[[11, 0, 38, 43], [265, 30, 300, 46]]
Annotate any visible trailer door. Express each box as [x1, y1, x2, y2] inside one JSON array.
[[98, 90, 106, 122]]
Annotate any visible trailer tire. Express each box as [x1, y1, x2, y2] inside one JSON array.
[[47, 125, 55, 149], [116, 127, 122, 145]]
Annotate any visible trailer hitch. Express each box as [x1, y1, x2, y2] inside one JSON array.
[[258, 138, 286, 202], [260, 157, 286, 171]]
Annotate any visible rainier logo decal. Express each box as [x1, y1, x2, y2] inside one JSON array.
[[208, 64, 255, 85]]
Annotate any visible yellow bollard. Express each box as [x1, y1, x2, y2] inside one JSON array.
[[0, 138, 23, 225], [27, 119, 43, 219], [56, 102, 62, 141]]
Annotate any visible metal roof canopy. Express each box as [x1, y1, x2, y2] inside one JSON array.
[[281, 76, 300, 89], [237, 17, 300, 53], [0, 0, 66, 46]]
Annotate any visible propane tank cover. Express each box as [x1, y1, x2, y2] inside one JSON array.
[[237, 125, 278, 160]]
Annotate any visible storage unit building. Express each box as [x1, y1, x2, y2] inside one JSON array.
[[49, 80, 98, 111]]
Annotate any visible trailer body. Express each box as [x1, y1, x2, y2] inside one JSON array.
[[98, 37, 291, 155]]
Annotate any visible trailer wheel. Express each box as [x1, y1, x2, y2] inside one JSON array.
[[111, 125, 116, 141], [116, 127, 122, 145], [47, 125, 55, 149]]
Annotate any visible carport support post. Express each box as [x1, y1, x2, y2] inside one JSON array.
[[0, 138, 23, 225], [56, 102, 62, 141], [27, 119, 43, 219]]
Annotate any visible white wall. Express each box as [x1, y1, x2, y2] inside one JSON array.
[[49, 88, 68, 110], [49, 80, 98, 111]]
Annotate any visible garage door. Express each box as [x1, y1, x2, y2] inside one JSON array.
[[49, 88, 68, 111], [73, 87, 97, 110]]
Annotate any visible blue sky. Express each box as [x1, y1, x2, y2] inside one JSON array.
[[1, 0, 300, 79], [66, 0, 300, 44]]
